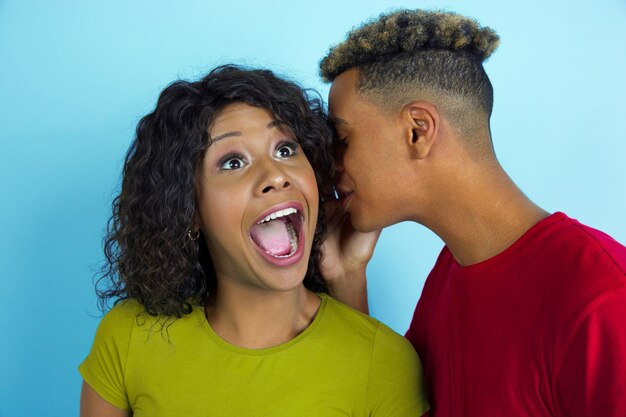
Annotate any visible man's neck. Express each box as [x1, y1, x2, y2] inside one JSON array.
[[420, 162, 549, 266]]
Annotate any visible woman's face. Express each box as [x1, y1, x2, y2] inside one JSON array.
[[195, 103, 319, 292]]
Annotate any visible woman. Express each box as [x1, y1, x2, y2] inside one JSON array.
[[79, 65, 429, 416]]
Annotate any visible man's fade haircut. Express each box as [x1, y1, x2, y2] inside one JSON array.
[[320, 9, 500, 147]]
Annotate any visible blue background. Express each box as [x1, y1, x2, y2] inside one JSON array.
[[1, 1, 625, 415]]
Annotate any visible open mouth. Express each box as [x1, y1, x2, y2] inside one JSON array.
[[249, 207, 304, 260]]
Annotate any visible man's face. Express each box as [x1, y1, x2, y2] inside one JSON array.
[[328, 69, 412, 232]]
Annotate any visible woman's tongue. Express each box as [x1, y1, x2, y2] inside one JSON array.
[[250, 218, 293, 256]]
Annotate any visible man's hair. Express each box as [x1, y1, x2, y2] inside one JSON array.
[[320, 9, 500, 146]]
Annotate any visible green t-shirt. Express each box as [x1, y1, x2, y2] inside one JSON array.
[[79, 293, 429, 416]]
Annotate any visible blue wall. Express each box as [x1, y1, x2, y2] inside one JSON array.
[[1, 1, 624, 415]]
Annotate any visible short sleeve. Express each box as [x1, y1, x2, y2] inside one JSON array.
[[558, 289, 626, 417], [78, 301, 139, 411], [365, 323, 430, 417]]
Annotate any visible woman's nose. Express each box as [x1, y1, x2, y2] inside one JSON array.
[[256, 160, 292, 195]]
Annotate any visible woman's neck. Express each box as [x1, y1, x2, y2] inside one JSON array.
[[205, 282, 321, 349]]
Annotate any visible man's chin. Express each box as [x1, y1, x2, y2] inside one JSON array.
[[351, 209, 402, 232], [350, 213, 381, 233]]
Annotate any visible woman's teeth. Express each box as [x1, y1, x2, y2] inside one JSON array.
[[258, 207, 298, 224]]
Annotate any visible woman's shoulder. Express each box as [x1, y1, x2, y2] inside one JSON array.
[[89, 299, 203, 362], [320, 295, 419, 368], [91, 299, 146, 341], [322, 294, 377, 325], [101, 298, 146, 324], [321, 294, 407, 344]]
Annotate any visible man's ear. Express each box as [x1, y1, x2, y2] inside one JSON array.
[[402, 102, 439, 160]]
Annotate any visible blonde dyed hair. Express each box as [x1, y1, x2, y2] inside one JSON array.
[[320, 9, 501, 151]]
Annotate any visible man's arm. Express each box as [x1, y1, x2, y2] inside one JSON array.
[[558, 289, 626, 416]]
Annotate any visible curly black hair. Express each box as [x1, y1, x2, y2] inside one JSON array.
[[97, 65, 334, 318]]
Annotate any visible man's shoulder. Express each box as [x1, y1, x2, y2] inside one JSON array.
[[544, 213, 626, 279], [525, 214, 626, 339]]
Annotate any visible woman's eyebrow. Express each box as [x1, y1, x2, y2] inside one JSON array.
[[211, 121, 280, 143], [211, 131, 241, 143]]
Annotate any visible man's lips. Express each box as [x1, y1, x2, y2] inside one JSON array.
[[335, 189, 354, 210]]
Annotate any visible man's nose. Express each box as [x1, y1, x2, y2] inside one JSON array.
[[333, 145, 346, 183]]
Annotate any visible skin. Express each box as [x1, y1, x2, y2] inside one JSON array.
[[195, 103, 320, 349], [322, 68, 548, 311], [318, 200, 378, 314], [80, 382, 128, 417], [81, 103, 322, 416]]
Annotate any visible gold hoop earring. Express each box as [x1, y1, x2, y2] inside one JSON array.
[[187, 229, 200, 241]]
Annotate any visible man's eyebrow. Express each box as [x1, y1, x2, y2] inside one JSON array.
[[329, 117, 348, 127]]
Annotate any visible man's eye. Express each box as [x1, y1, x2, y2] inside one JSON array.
[[275, 142, 298, 158], [334, 137, 348, 152], [220, 156, 246, 170]]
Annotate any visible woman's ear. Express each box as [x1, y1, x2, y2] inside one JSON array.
[[402, 102, 439, 160], [192, 211, 202, 234]]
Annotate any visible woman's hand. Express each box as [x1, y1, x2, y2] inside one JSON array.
[[319, 200, 381, 314]]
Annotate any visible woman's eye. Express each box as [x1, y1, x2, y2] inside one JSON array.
[[219, 156, 246, 170], [275, 142, 298, 158]]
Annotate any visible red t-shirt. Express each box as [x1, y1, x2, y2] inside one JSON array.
[[406, 212, 626, 417]]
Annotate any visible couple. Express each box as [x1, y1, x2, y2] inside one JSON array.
[[80, 9, 626, 417]]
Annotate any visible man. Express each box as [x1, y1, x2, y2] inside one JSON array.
[[318, 9, 626, 417]]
